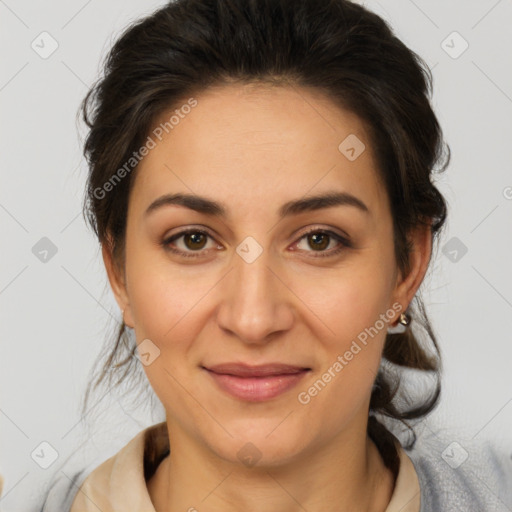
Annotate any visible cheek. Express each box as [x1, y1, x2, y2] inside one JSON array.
[[293, 275, 391, 435], [128, 274, 193, 340], [124, 240, 211, 341], [123, 257, 209, 408], [289, 257, 395, 412], [292, 261, 395, 349]]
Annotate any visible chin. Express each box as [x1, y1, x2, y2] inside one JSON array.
[[202, 417, 314, 469]]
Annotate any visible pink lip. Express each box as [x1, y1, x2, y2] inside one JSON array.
[[202, 363, 311, 402]]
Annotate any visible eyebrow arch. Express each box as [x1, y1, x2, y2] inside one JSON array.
[[144, 191, 370, 219], [279, 191, 369, 216]]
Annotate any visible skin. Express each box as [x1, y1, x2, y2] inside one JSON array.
[[103, 82, 432, 512]]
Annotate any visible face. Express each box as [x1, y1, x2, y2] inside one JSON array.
[[105, 82, 429, 467]]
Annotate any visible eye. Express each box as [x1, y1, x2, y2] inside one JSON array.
[[292, 227, 352, 258], [161, 226, 352, 259], [161, 228, 221, 258]]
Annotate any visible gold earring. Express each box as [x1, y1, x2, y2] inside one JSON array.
[[387, 312, 411, 334], [398, 312, 411, 327]]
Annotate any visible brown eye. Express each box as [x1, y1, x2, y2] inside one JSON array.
[[293, 228, 352, 258], [162, 229, 219, 258], [306, 232, 330, 251], [183, 232, 208, 250]]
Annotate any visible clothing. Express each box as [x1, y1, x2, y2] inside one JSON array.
[[39, 422, 512, 512]]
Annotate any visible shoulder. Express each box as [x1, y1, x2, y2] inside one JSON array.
[[39, 423, 167, 512], [403, 426, 512, 512]]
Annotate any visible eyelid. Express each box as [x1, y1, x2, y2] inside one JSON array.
[[161, 226, 221, 258], [293, 225, 352, 245], [289, 226, 352, 257], [164, 225, 216, 238]]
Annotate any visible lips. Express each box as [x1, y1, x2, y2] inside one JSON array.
[[202, 362, 311, 401], [204, 362, 310, 377]]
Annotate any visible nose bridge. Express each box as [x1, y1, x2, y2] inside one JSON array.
[[216, 238, 293, 343]]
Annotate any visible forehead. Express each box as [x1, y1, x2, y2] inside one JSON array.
[[130, 83, 388, 221]]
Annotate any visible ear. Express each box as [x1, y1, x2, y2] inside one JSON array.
[[390, 221, 432, 320], [102, 240, 135, 328]]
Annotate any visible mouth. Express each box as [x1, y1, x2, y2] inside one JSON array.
[[201, 363, 311, 402]]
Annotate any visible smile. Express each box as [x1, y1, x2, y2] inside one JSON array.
[[202, 363, 311, 402]]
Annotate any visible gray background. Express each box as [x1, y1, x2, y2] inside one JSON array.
[[1, 0, 511, 510]]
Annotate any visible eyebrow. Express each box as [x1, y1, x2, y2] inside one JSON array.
[[144, 191, 370, 219]]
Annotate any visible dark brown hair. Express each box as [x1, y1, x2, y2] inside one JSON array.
[[79, 0, 449, 475]]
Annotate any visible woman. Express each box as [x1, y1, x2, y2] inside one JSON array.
[[40, 0, 512, 510]]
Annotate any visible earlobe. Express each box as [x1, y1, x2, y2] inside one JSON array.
[[101, 241, 135, 328]]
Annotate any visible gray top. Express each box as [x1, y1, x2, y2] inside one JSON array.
[[408, 432, 512, 511]]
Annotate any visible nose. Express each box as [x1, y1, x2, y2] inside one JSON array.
[[215, 242, 295, 345]]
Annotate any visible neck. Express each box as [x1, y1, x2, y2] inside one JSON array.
[[148, 419, 396, 512]]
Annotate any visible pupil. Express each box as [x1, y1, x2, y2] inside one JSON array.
[[310, 233, 328, 250], [187, 232, 205, 249]]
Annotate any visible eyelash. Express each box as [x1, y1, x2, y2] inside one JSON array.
[[161, 226, 352, 259]]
